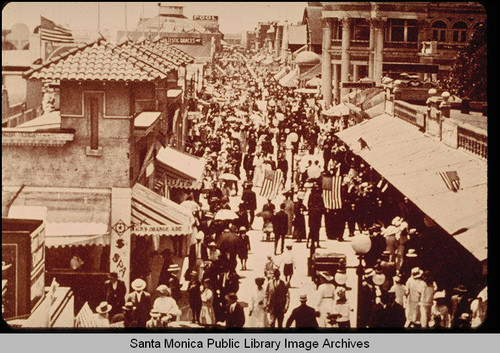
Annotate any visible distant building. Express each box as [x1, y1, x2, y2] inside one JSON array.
[[315, 2, 486, 106], [119, 3, 223, 63]]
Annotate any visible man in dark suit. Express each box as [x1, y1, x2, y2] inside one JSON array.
[[225, 292, 245, 328], [241, 182, 257, 228], [104, 272, 126, 319], [188, 231, 208, 280], [272, 203, 289, 255], [286, 293, 318, 328], [125, 278, 152, 327], [265, 269, 290, 328]]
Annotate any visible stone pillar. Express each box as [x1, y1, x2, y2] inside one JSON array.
[[275, 25, 281, 58], [373, 19, 385, 85], [368, 20, 375, 79], [340, 17, 351, 98], [333, 64, 340, 104], [322, 19, 333, 109], [353, 64, 359, 82], [281, 22, 289, 58]]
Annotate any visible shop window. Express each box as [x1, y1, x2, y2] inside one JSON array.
[[452, 21, 468, 42], [432, 21, 447, 42], [389, 19, 418, 42]]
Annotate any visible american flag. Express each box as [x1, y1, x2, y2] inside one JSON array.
[[259, 168, 283, 200], [38, 16, 74, 43], [437, 170, 460, 192], [322, 176, 343, 210]]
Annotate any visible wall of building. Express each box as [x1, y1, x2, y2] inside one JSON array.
[[2, 81, 134, 188]]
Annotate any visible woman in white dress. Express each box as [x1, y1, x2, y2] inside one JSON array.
[[153, 285, 181, 323], [199, 278, 216, 326], [252, 153, 264, 187], [248, 277, 268, 327], [315, 272, 337, 328]]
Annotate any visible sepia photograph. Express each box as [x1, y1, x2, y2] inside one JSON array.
[[2, 1, 487, 331]]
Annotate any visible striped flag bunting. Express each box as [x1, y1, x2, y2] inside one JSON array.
[[322, 176, 343, 210], [259, 168, 283, 200], [376, 177, 389, 193], [437, 170, 460, 192], [74, 302, 99, 328], [38, 16, 74, 43]]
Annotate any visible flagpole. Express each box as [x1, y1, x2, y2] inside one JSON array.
[[97, 2, 101, 34], [124, 2, 128, 39], [142, 3, 145, 38]]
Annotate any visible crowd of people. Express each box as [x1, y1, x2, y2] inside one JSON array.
[[91, 47, 485, 329]]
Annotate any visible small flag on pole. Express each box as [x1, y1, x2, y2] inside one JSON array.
[[322, 176, 343, 210], [437, 170, 460, 192], [260, 169, 283, 200], [37, 16, 74, 43]]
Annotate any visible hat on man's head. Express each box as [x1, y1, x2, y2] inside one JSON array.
[[150, 309, 161, 318], [225, 292, 238, 301], [411, 267, 423, 278], [122, 302, 136, 312], [364, 268, 375, 278], [131, 278, 146, 291], [409, 228, 417, 235], [208, 241, 217, 248], [108, 272, 118, 280], [96, 301, 112, 314], [239, 226, 247, 232], [454, 284, 467, 294], [299, 293, 308, 302], [167, 264, 181, 272], [205, 212, 214, 218], [434, 290, 446, 300], [406, 249, 418, 258]]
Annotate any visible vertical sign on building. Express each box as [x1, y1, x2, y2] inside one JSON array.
[[110, 188, 132, 292]]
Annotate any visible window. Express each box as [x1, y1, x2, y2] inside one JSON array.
[[452, 21, 468, 42], [333, 20, 343, 40], [90, 98, 99, 150], [352, 19, 370, 41], [389, 19, 418, 42], [432, 21, 447, 42]]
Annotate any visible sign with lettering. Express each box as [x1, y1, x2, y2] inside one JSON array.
[[341, 82, 376, 89], [193, 15, 218, 21], [132, 224, 191, 236], [165, 178, 202, 189], [164, 36, 202, 45]]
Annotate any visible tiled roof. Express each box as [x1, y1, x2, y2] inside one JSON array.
[[146, 37, 195, 64], [117, 38, 180, 72], [24, 38, 169, 82]]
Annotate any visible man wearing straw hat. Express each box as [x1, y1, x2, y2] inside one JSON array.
[[126, 278, 152, 327], [146, 309, 162, 328], [286, 293, 318, 328]]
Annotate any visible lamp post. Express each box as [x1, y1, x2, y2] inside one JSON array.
[[350, 232, 372, 328], [288, 132, 299, 200]]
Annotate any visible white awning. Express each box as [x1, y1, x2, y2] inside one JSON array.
[[279, 68, 298, 88], [131, 183, 193, 236], [134, 112, 161, 129], [167, 89, 183, 98], [336, 114, 487, 261], [156, 147, 207, 189]]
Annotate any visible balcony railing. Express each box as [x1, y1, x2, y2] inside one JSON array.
[[457, 126, 487, 159]]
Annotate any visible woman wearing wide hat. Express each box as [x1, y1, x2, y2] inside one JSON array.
[[200, 278, 216, 326], [95, 301, 112, 328]]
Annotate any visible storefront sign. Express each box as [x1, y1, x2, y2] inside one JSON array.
[[110, 188, 131, 290], [341, 82, 376, 89], [193, 15, 218, 21], [164, 36, 202, 45], [165, 178, 202, 189], [132, 224, 190, 236]]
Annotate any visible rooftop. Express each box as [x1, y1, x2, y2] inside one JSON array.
[[24, 38, 170, 82]]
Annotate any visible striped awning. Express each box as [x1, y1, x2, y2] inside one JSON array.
[[131, 183, 193, 236], [155, 147, 206, 190], [336, 114, 487, 262]]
